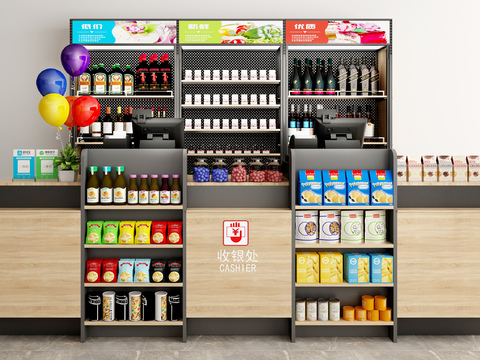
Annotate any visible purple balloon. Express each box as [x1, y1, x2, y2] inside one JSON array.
[[60, 44, 90, 77]]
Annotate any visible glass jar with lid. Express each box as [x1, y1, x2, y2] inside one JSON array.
[[231, 158, 247, 182], [249, 159, 265, 182], [266, 158, 283, 182], [193, 158, 210, 182], [212, 158, 228, 182]]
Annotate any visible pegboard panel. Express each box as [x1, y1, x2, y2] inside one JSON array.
[[185, 132, 279, 153], [182, 107, 279, 121], [94, 98, 175, 120], [182, 84, 280, 102], [187, 155, 281, 175]]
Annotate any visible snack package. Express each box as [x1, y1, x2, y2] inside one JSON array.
[[86, 221, 103, 244], [467, 155, 480, 182], [150, 259, 167, 283], [344, 253, 369, 283], [346, 170, 370, 205], [298, 170, 322, 205], [370, 170, 394, 205], [319, 210, 340, 244], [119, 221, 136, 244], [452, 156, 468, 182], [295, 211, 318, 242], [101, 259, 119, 283], [85, 258, 102, 283], [396, 155, 407, 182], [365, 210, 387, 244], [135, 221, 152, 244], [167, 259, 182, 283], [117, 259, 135, 283], [167, 221, 183, 244], [151, 221, 167, 244], [437, 155, 453, 182], [422, 155, 437, 182], [102, 221, 119, 244], [296, 252, 319, 283], [322, 170, 346, 205], [406, 156, 422, 182], [319, 252, 343, 283], [341, 210, 364, 244], [134, 259, 151, 283], [369, 253, 393, 283]]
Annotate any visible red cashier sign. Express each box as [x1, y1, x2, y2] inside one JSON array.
[[286, 21, 329, 44], [223, 221, 249, 246]]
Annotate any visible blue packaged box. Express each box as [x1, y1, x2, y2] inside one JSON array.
[[346, 170, 370, 205], [344, 253, 370, 283], [13, 149, 35, 180], [298, 170, 322, 205], [322, 170, 346, 205], [369, 170, 394, 205], [369, 253, 393, 283]]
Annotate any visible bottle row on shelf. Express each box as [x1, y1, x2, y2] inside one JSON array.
[[184, 93, 277, 106], [185, 118, 276, 130], [188, 145, 275, 156], [184, 69, 277, 81], [87, 167, 181, 205]]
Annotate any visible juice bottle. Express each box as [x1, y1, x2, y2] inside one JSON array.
[[128, 174, 138, 205], [100, 166, 113, 204], [160, 174, 171, 205], [138, 174, 149, 205], [113, 166, 127, 205], [171, 174, 181, 204], [149, 174, 160, 205], [86, 166, 99, 204]]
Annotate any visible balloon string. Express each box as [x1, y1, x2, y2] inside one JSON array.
[[56, 129, 64, 150]]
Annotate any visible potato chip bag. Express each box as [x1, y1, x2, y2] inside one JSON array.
[[119, 221, 135, 244], [151, 221, 167, 244], [135, 221, 152, 244], [150, 259, 167, 283], [102, 221, 119, 244], [167, 259, 182, 283], [86, 221, 103, 244], [134, 259, 151, 283], [101, 259, 119, 283], [85, 258, 102, 283], [167, 221, 183, 244], [117, 259, 134, 283]]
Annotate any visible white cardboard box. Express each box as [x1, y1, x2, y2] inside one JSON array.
[[422, 155, 437, 182], [437, 155, 453, 182], [407, 156, 422, 182], [467, 155, 480, 182], [452, 156, 468, 182], [397, 155, 407, 182]]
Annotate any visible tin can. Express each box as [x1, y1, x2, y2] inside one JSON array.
[[317, 298, 329, 321], [329, 298, 340, 321], [155, 291, 168, 321], [295, 298, 306, 321], [102, 291, 115, 322], [129, 291, 142, 321], [306, 298, 317, 321]]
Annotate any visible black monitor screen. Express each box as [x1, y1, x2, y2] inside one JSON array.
[[315, 110, 366, 149], [132, 118, 184, 149]]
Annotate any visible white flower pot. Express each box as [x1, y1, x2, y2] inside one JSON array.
[[58, 170, 76, 182]]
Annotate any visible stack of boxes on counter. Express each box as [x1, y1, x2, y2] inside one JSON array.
[[397, 155, 480, 182]]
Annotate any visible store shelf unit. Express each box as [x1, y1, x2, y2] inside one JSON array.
[[80, 149, 187, 342], [289, 149, 397, 342]]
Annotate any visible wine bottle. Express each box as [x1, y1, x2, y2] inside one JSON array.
[[149, 54, 161, 92], [314, 58, 325, 95], [135, 54, 149, 92], [288, 104, 296, 143], [108, 64, 123, 95], [345, 105, 353, 118], [93, 64, 108, 95], [297, 59, 303, 91], [360, 57, 370, 96], [302, 58, 313, 95], [308, 104, 314, 136], [302, 104, 310, 134], [295, 104, 302, 135], [291, 58, 301, 95], [364, 105, 374, 138], [77, 67, 92, 95], [335, 105, 340, 118], [325, 58, 336, 95], [115, 106, 124, 132], [102, 106, 113, 135], [337, 58, 348, 96], [370, 59, 379, 95], [160, 54, 172, 92], [348, 58, 359, 96]]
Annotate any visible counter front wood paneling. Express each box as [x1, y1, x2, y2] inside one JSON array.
[[0, 209, 81, 318], [397, 208, 480, 318], [186, 208, 291, 318]]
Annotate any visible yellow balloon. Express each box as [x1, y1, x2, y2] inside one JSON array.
[[38, 93, 69, 127]]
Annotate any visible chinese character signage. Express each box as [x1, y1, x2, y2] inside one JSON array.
[[286, 20, 390, 44], [72, 20, 177, 44], [179, 20, 283, 44]]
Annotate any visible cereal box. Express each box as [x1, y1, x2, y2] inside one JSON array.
[[344, 253, 370, 283], [322, 170, 346, 206], [452, 156, 468, 182], [406, 156, 422, 182], [369, 253, 393, 283], [369, 170, 394, 206], [346, 170, 370, 205], [298, 170, 322, 205], [319, 252, 343, 283], [296, 252, 319, 283], [437, 155, 453, 182], [467, 155, 480, 182], [396, 155, 407, 182], [422, 155, 437, 182]]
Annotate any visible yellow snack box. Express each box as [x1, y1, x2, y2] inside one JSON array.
[[319, 252, 343, 283], [119, 221, 136, 244], [296, 252, 319, 283]]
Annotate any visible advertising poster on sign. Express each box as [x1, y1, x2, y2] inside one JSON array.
[[72, 20, 177, 44], [179, 20, 283, 44]]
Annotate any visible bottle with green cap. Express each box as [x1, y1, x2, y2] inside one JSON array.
[[100, 166, 113, 204], [114, 166, 127, 205], [124, 65, 135, 95], [86, 166, 100, 204], [94, 64, 108, 95]]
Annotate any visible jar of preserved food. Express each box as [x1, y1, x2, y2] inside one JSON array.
[[266, 158, 283, 182], [249, 159, 265, 182], [212, 158, 228, 182], [231, 158, 247, 182], [193, 159, 210, 182]]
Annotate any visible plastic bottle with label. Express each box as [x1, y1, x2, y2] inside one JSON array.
[[86, 166, 99, 204], [113, 166, 126, 205], [150, 174, 160, 204], [128, 174, 138, 205], [138, 174, 149, 205], [171, 174, 181, 204], [160, 174, 171, 205], [100, 166, 113, 204]]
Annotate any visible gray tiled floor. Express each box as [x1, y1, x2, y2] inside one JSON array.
[[0, 335, 479, 359]]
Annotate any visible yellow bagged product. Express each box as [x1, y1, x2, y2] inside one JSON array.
[[119, 221, 135, 244], [319, 252, 343, 283], [135, 221, 152, 244], [296, 252, 319, 283]]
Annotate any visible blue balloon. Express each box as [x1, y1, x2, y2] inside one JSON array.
[[36, 68, 67, 96]]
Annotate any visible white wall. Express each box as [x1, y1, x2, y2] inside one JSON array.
[[2, 0, 479, 178]]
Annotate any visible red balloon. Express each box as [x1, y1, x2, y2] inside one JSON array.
[[64, 96, 78, 128], [72, 96, 101, 127]]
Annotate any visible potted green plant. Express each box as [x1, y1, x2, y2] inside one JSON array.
[[54, 143, 81, 182]]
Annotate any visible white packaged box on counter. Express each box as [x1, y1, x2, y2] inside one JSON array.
[[437, 155, 453, 182], [452, 156, 468, 182], [407, 156, 422, 182], [467, 155, 480, 182], [397, 155, 407, 182], [422, 155, 437, 182]]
